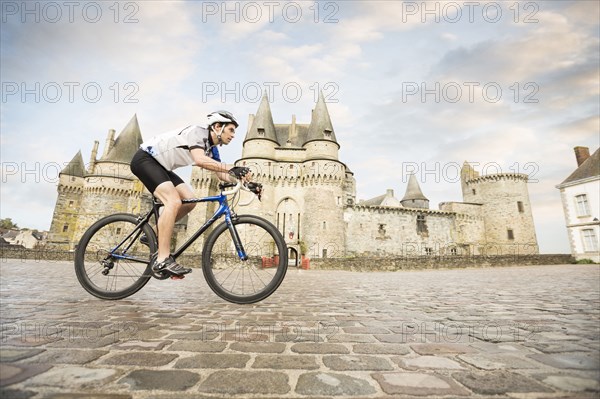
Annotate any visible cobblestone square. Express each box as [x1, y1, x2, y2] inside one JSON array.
[[1, 260, 599, 398]]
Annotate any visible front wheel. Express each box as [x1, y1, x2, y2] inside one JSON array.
[[202, 215, 288, 304], [75, 213, 157, 300]]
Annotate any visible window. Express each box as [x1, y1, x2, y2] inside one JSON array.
[[62, 225, 69, 233], [472, 189, 476, 195], [68, 200, 74, 207], [257, 128, 265, 136], [507, 229, 514, 240], [425, 247, 433, 255], [575, 194, 591, 216], [582, 229, 599, 252], [324, 129, 332, 139], [116, 228, 122, 235], [322, 248, 328, 258], [417, 214, 428, 234], [322, 221, 326, 230], [450, 247, 458, 255], [517, 201, 524, 213]]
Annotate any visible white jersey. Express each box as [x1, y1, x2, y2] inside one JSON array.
[[140, 125, 215, 170]]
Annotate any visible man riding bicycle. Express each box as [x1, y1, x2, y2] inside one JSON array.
[[130, 111, 251, 277]]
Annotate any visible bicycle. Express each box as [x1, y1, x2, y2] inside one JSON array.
[[74, 181, 288, 304]]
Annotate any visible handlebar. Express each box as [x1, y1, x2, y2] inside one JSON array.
[[220, 180, 263, 205]]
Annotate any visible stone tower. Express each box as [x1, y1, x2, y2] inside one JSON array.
[[47, 151, 86, 248], [401, 174, 430, 209], [236, 92, 351, 258], [70, 115, 145, 249], [461, 162, 538, 255]]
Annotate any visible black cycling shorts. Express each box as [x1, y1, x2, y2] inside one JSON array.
[[130, 149, 184, 194]]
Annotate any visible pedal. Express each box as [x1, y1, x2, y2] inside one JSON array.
[[170, 275, 185, 280]]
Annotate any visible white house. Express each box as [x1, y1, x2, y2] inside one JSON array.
[[556, 147, 600, 262], [1, 229, 45, 249]]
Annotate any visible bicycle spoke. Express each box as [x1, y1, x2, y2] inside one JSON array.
[[204, 217, 287, 302], [76, 215, 153, 299]]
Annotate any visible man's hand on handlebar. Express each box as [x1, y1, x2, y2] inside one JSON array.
[[228, 166, 252, 182], [246, 182, 263, 201]]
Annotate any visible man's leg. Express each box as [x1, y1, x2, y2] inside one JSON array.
[[153, 181, 181, 263], [174, 183, 196, 221]]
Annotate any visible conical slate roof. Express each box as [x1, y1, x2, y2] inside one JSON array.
[[104, 114, 143, 163], [402, 174, 428, 201], [60, 151, 85, 177], [305, 91, 337, 145], [244, 93, 279, 145], [560, 147, 600, 186]]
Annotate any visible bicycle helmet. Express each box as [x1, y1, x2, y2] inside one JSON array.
[[207, 110, 239, 128]]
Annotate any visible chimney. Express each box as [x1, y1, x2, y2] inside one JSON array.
[[102, 129, 116, 158], [288, 114, 297, 142], [89, 140, 99, 173], [574, 146, 590, 167]]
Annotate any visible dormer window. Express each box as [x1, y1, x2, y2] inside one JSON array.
[[324, 129, 332, 139], [258, 128, 265, 137]]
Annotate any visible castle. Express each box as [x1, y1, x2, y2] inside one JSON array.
[[48, 94, 539, 261]]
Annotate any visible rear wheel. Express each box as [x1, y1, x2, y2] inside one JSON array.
[[75, 213, 157, 300], [202, 215, 288, 304]]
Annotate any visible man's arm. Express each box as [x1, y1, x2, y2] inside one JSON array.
[[190, 148, 234, 182]]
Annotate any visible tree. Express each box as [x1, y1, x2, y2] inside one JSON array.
[[0, 218, 18, 229]]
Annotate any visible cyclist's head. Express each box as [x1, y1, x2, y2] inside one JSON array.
[[207, 110, 238, 131]]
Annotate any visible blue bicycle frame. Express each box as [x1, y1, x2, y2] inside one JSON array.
[[173, 192, 248, 260], [110, 190, 248, 263]]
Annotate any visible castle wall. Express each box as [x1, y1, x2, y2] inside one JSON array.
[[304, 141, 339, 160], [47, 174, 84, 249], [345, 207, 455, 256], [462, 174, 539, 255], [242, 139, 276, 160]]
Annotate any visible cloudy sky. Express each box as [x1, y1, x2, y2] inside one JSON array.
[[1, 0, 598, 253]]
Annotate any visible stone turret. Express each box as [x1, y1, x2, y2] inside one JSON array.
[[303, 91, 339, 161], [462, 163, 538, 255], [242, 93, 278, 160], [401, 174, 429, 209], [47, 151, 86, 249], [72, 115, 145, 247]]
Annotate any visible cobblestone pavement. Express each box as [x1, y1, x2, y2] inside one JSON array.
[[1, 260, 599, 399]]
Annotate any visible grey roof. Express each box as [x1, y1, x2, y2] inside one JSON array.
[[60, 150, 85, 177], [402, 174, 428, 201], [359, 193, 388, 207], [245, 94, 279, 145], [244, 91, 338, 148], [305, 91, 337, 145], [274, 124, 310, 148], [104, 114, 143, 163], [560, 147, 600, 185], [359, 189, 399, 207], [1, 230, 18, 239]]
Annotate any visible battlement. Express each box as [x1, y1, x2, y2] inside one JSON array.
[[83, 186, 135, 197], [465, 172, 528, 185]]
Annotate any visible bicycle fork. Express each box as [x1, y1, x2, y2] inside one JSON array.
[[226, 215, 248, 261]]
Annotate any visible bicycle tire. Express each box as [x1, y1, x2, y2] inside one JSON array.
[[202, 215, 288, 304], [75, 213, 157, 300]]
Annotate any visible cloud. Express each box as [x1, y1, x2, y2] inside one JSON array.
[[432, 10, 597, 84]]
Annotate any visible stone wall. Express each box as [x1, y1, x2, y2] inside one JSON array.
[[309, 254, 576, 271], [462, 174, 539, 254], [1, 247, 575, 270]]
